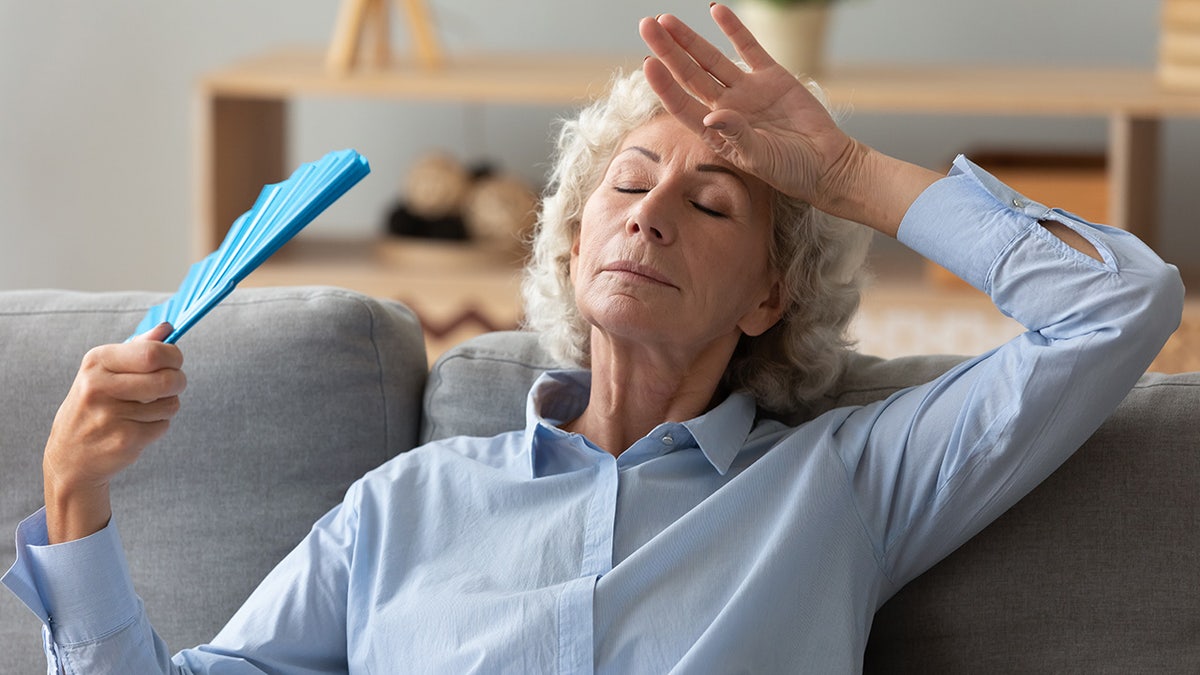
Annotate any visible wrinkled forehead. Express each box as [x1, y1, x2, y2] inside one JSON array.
[[611, 114, 776, 221], [615, 115, 741, 173]]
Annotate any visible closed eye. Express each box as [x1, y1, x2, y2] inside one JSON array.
[[691, 201, 727, 218], [614, 186, 727, 218]]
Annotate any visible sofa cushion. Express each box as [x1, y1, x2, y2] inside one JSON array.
[[422, 330, 970, 443], [422, 331, 563, 444], [0, 287, 426, 671]]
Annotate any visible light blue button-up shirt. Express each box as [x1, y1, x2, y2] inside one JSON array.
[[3, 157, 1184, 673]]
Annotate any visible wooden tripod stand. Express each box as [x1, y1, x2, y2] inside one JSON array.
[[326, 0, 443, 73]]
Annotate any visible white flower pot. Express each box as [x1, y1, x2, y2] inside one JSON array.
[[737, 1, 831, 78]]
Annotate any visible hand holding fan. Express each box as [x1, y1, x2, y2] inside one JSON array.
[[132, 148, 370, 343]]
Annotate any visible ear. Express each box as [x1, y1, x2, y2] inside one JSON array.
[[737, 278, 785, 338]]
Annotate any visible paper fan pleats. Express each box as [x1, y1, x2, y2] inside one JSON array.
[[133, 148, 370, 343]]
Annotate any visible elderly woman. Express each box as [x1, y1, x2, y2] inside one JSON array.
[[4, 4, 1183, 673]]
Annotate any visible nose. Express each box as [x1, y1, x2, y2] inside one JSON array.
[[626, 189, 677, 245], [627, 221, 669, 242]]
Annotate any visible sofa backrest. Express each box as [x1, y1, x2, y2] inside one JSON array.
[[421, 330, 971, 444], [425, 330, 1200, 672], [0, 287, 427, 672]]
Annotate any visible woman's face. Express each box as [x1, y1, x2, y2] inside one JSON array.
[[571, 114, 783, 354]]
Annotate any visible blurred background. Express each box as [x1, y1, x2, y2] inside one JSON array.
[[0, 0, 1195, 295]]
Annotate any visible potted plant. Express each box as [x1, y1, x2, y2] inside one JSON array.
[[736, 0, 838, 77]]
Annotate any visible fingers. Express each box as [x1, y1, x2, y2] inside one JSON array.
[[643, 14, 742, 105], [89, 335, 183, 376], [639, 7, 779, 143], [134, 321, 174, 343], [702, 108, 753, 148], [105, 369, 188, 405], [658, 12, 746, 87], [642, 56, 714, 134], [117, 396, 182, 424], [708, 3, 777, 71], [76, 339, 187, 413]]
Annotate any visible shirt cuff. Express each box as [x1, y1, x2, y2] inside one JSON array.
[[898, 154, 1060, 293], [1, 507, 141, 646]]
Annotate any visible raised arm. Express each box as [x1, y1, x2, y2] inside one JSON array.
[[44, 322, 186, 543], [640, 4, 1099, 262]]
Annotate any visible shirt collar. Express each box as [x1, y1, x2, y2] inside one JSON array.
[[682, 391, 756, 475], [522, 370, 757, 477]]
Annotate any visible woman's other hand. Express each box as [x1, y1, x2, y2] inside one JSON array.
[[43, 322, 186, 543], [640, 4, 940, 236]]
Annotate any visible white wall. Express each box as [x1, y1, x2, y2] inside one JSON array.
[[0, 0, 1194, 292]]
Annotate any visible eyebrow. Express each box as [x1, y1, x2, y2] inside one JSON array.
[[619, 145, 749, 190]]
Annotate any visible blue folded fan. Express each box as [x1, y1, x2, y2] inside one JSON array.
[[132, 148, 370, 343]]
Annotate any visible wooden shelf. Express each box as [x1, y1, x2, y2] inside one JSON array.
[[202, 48, 640, 104], [202, 49, 1200, 115], [819, 64, 1200, 117]]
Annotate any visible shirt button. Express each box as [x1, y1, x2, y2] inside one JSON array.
[[661, 434, 674, 446], [1012, 198, 1023, 208]]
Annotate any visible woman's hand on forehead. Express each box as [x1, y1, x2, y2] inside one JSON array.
[[637, 4, 855, 209], [639, 4, 943, 237]]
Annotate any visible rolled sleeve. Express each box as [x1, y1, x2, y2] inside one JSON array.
[[3, 508, 141, 647], [901, 155, 1122, 288], [898, 154, 1181, 344]]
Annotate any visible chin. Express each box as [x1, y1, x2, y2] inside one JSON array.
[[585, 306, 671, 344]]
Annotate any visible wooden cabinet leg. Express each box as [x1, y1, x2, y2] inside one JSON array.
[[1108, 114, 1160, 249], [198, 95, 287, 256]]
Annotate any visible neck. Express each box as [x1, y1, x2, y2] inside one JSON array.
[[565, 329, 737, 456]]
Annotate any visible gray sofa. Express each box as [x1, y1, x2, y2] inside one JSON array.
[[1, 286, 1197, 672]]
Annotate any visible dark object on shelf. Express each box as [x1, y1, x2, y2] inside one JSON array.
[[386, 202, 469, 240], [383, 152, 536, 251]]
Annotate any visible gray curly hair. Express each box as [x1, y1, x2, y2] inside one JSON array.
[[521, 68, 872, 417]]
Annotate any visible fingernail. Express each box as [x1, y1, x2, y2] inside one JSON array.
[[707, 121, 727, 131], [655, 13, 663, 20], [709, 2, 717, 8], [643, 55, 651, 62]]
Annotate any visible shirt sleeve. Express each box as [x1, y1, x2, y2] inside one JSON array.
[[2, 508, 178, 673], [841, 155, 1185, 590], [2, 481, 363, 674]]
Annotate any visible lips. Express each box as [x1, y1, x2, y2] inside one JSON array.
[[602, 260, 678, 288]]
